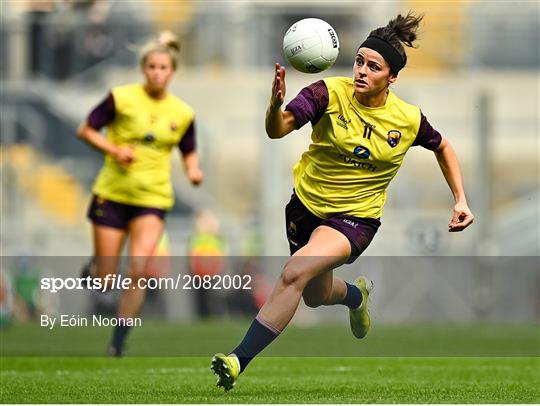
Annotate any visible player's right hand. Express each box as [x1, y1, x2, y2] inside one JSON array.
[[112, 145, 135, 168], [270, 63, 286, 109], [187, 166, 203, 186]]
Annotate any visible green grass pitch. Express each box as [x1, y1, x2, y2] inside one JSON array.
[[1, 321, 539, 403], [2, 357, 538, 403]]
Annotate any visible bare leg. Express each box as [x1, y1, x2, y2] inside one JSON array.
[[302, 271, 348, 308], [116, 215, 165, 319], [213, 226, 353, 384], [258, 225, 351, 331], [93, 225, 127, 279]]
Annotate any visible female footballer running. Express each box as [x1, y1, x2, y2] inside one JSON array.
[[211, 11, 474, 390], [78, 32, 202, 356]]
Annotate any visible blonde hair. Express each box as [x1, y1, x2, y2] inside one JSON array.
[[139, 31, 181, 70]]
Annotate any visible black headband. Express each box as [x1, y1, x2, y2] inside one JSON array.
[[359, 35, 405, 73]]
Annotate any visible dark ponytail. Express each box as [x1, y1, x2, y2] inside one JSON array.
[[369, 11, 424, 69]]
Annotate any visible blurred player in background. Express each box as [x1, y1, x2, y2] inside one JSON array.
[[188, 210, 227, 318], [78, 31, 202, 356], [212, 11, 474, 389]]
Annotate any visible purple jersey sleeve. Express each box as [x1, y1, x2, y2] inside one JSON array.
[[87, 92, 116, 130], [178, 119, 196, 155], [285, 80, 329, 129], [412, 112, 443, 150]]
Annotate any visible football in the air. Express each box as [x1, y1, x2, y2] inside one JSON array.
[[283, 18, 340, 73]]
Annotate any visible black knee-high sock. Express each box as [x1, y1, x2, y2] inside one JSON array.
[[111, 325, 132, 353], [340, 281, 363, 309], [231, 316, 280, 372]]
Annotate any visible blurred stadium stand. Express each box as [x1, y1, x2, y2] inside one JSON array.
[[1, 1, 538, 322]]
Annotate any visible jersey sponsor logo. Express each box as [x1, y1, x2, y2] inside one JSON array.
[[136, 133, 167, 151], [143, 133, 156, 143], [353, 145, 370, 159], [387, 130, 402, 148], [336, 114, 351, 129], [339, 153, 377, 172]]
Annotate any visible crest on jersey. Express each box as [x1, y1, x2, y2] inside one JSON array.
[[353, 145, 371, 159], [170, 122, 178, 131], [387, 130, 401, 148]]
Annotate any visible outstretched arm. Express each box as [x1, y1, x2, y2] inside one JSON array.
[[434, 137, 474, 232], [265, 63, 297, 139]]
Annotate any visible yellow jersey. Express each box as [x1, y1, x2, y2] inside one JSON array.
[[287, 76, 430, 219], [91, 84, 194, 209]]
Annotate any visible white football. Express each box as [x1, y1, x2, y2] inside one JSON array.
[[283, 18, 340, 74]]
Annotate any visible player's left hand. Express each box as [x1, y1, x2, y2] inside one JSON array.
[[448, 201, 474, 232], [188, 167, 203, 186]]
